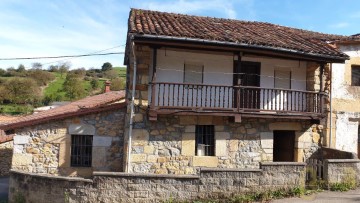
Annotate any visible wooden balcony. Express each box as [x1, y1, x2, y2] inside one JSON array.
[[149, 82, 327, 120]]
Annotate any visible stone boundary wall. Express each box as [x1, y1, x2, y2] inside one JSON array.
[[9, 162, 306, 203], [0, 140, 13, 176], [323, 159, 360, 186]]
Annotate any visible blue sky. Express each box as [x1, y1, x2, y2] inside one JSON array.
[[1, 0, 359, 69]]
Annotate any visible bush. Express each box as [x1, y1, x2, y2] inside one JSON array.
[[110, 78, 125, 91], [27, 69, 55, 86], [1, 77, 41, 104]]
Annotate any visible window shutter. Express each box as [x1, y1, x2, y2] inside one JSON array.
[[184, 64, 203, 84], [274, 70, 291, 89]]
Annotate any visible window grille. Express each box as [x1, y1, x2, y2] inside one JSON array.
[[195, 125, 215, 156], [71, 135, 93, 167], [351, 65, 360, 86]]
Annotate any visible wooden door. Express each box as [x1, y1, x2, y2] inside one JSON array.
[[273, 130, 295, 162], [233, 61, 261, 109]]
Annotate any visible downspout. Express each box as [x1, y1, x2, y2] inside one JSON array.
[[127, 41, 137, 173], [329, 63, 333, 148]]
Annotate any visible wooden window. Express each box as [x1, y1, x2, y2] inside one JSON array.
[[195, 125, 215, 156], [184, 63, 203, 84], [351, 65, 360, 86], [274, 70, 291, 89], [71, 135, 93, 167]]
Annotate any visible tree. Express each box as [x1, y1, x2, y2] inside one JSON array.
[[90, 78, 99, 89], [17, 64, 26, 72], [101, 62, 113, 72], [110, 78, 125, 91], [2, 77, 41, 104], [104, 69, 118, 79], [32, 62, 42, 69], [28, 69, 55, 86], [48, 65, 59, 72], [63, 73, 86, 100], [58, 61, 71, 78]]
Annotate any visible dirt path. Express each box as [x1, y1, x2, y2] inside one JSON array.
[[271, 188, 360, 203]]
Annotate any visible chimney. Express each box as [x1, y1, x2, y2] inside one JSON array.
[[104, 81, 111, 93]]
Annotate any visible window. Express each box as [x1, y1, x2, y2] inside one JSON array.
[[71, 135, 93, 167], [274, 70, 291, 89], [352, 65, 360, 86], [184, 63, 203, 84], [195, 125, 215, 156]]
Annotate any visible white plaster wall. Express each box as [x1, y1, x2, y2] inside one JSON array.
[[335, 112, 358, 153], [332, 44, 360, 100], [155, 49, 307, 109]]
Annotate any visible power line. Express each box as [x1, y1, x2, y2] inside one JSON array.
[[0, 52, 124, 61], [41, 44, 126, 66]]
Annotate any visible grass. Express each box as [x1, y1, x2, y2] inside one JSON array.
[[43, 72, 67, 100], [0, 104, 33, 115], [113, 67, 126, 78]]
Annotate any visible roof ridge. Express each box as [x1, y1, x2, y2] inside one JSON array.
[[130, 8, 347, 39]]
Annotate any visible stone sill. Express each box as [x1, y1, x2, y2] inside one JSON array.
[[93, 171, 200, 179], [10, 169, 93, 183], [261, 162, 306, 166], [200, 167, 262, 172], [326, 159, 360, 163]]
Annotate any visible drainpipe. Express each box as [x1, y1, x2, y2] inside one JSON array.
[[329, 63, 333, 148], [127, 41, 137, 173]]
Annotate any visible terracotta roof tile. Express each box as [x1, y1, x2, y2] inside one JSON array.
[[0, 134, 13, 144], [0, 91, 126, 130], [128, 9, 348, 59]]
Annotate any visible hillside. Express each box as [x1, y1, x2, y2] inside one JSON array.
[[0, 67, 126, 115]]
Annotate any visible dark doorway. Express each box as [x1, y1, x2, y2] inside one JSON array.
[[358, 126, 360, 159], [233, 61, 261, 109], [273, 130, 295, 162]]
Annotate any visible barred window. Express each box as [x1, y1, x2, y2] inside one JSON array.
[[195, 125, 215, 156], [71, 135, 93, 167]]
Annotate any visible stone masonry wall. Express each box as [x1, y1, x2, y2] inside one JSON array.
[[9, 163, 306, 203], [0, 140, 13, 176], [324, 159, 360, 186], [129, 114, 323, 174], [11, 108, 126, 177]]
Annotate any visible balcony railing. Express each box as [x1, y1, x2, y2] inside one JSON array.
[[150, 82, 327, 116]]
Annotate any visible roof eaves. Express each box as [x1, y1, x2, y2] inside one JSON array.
[[132, 34, 349, 62], [0, 102, 127, 131]]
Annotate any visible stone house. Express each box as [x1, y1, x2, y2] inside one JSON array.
[[330, 34, 360, 157], [0, 90, 126, 177], [122, 9, 350, 174]]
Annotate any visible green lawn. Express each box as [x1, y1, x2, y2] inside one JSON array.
[[113, 67, 126, 78], [0, 104, 33, 115], [43, 72, 68, 100]]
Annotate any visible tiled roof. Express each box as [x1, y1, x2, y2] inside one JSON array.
[[128, 9, 348, 59], [0, 115, 21, 124], [0, 91, 126, 130], [0, 134, 13, 144]]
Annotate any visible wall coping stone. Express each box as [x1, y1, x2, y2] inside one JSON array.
[[93, 171, 200, 179], [325, 159, 360, 163], [261, 162, 306, 166], [10, 169, 93, 183], [200, 167, 262, 172]]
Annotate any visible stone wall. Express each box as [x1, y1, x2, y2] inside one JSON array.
[[323, 159, 360, 186], [11, 108, 126, 177], [9, 162, 306, 203], [0, 140, 13, 176], [128, 114, 322, 174]]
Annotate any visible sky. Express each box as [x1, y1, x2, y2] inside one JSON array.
[[1, 0, 360, 70]]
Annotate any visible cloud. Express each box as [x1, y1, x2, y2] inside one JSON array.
[[0, 0, 126, 69], [329, 22, 350, 29], [140, 0, 238, 19]]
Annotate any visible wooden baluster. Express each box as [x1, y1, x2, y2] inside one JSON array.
[[205, 86, 208, 108], [177, 84, 180, 106], [172, 84, 175, 106], [218, 86, 221, 108]]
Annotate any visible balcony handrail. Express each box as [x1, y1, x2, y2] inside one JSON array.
[[151, 81, 327, 95]]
